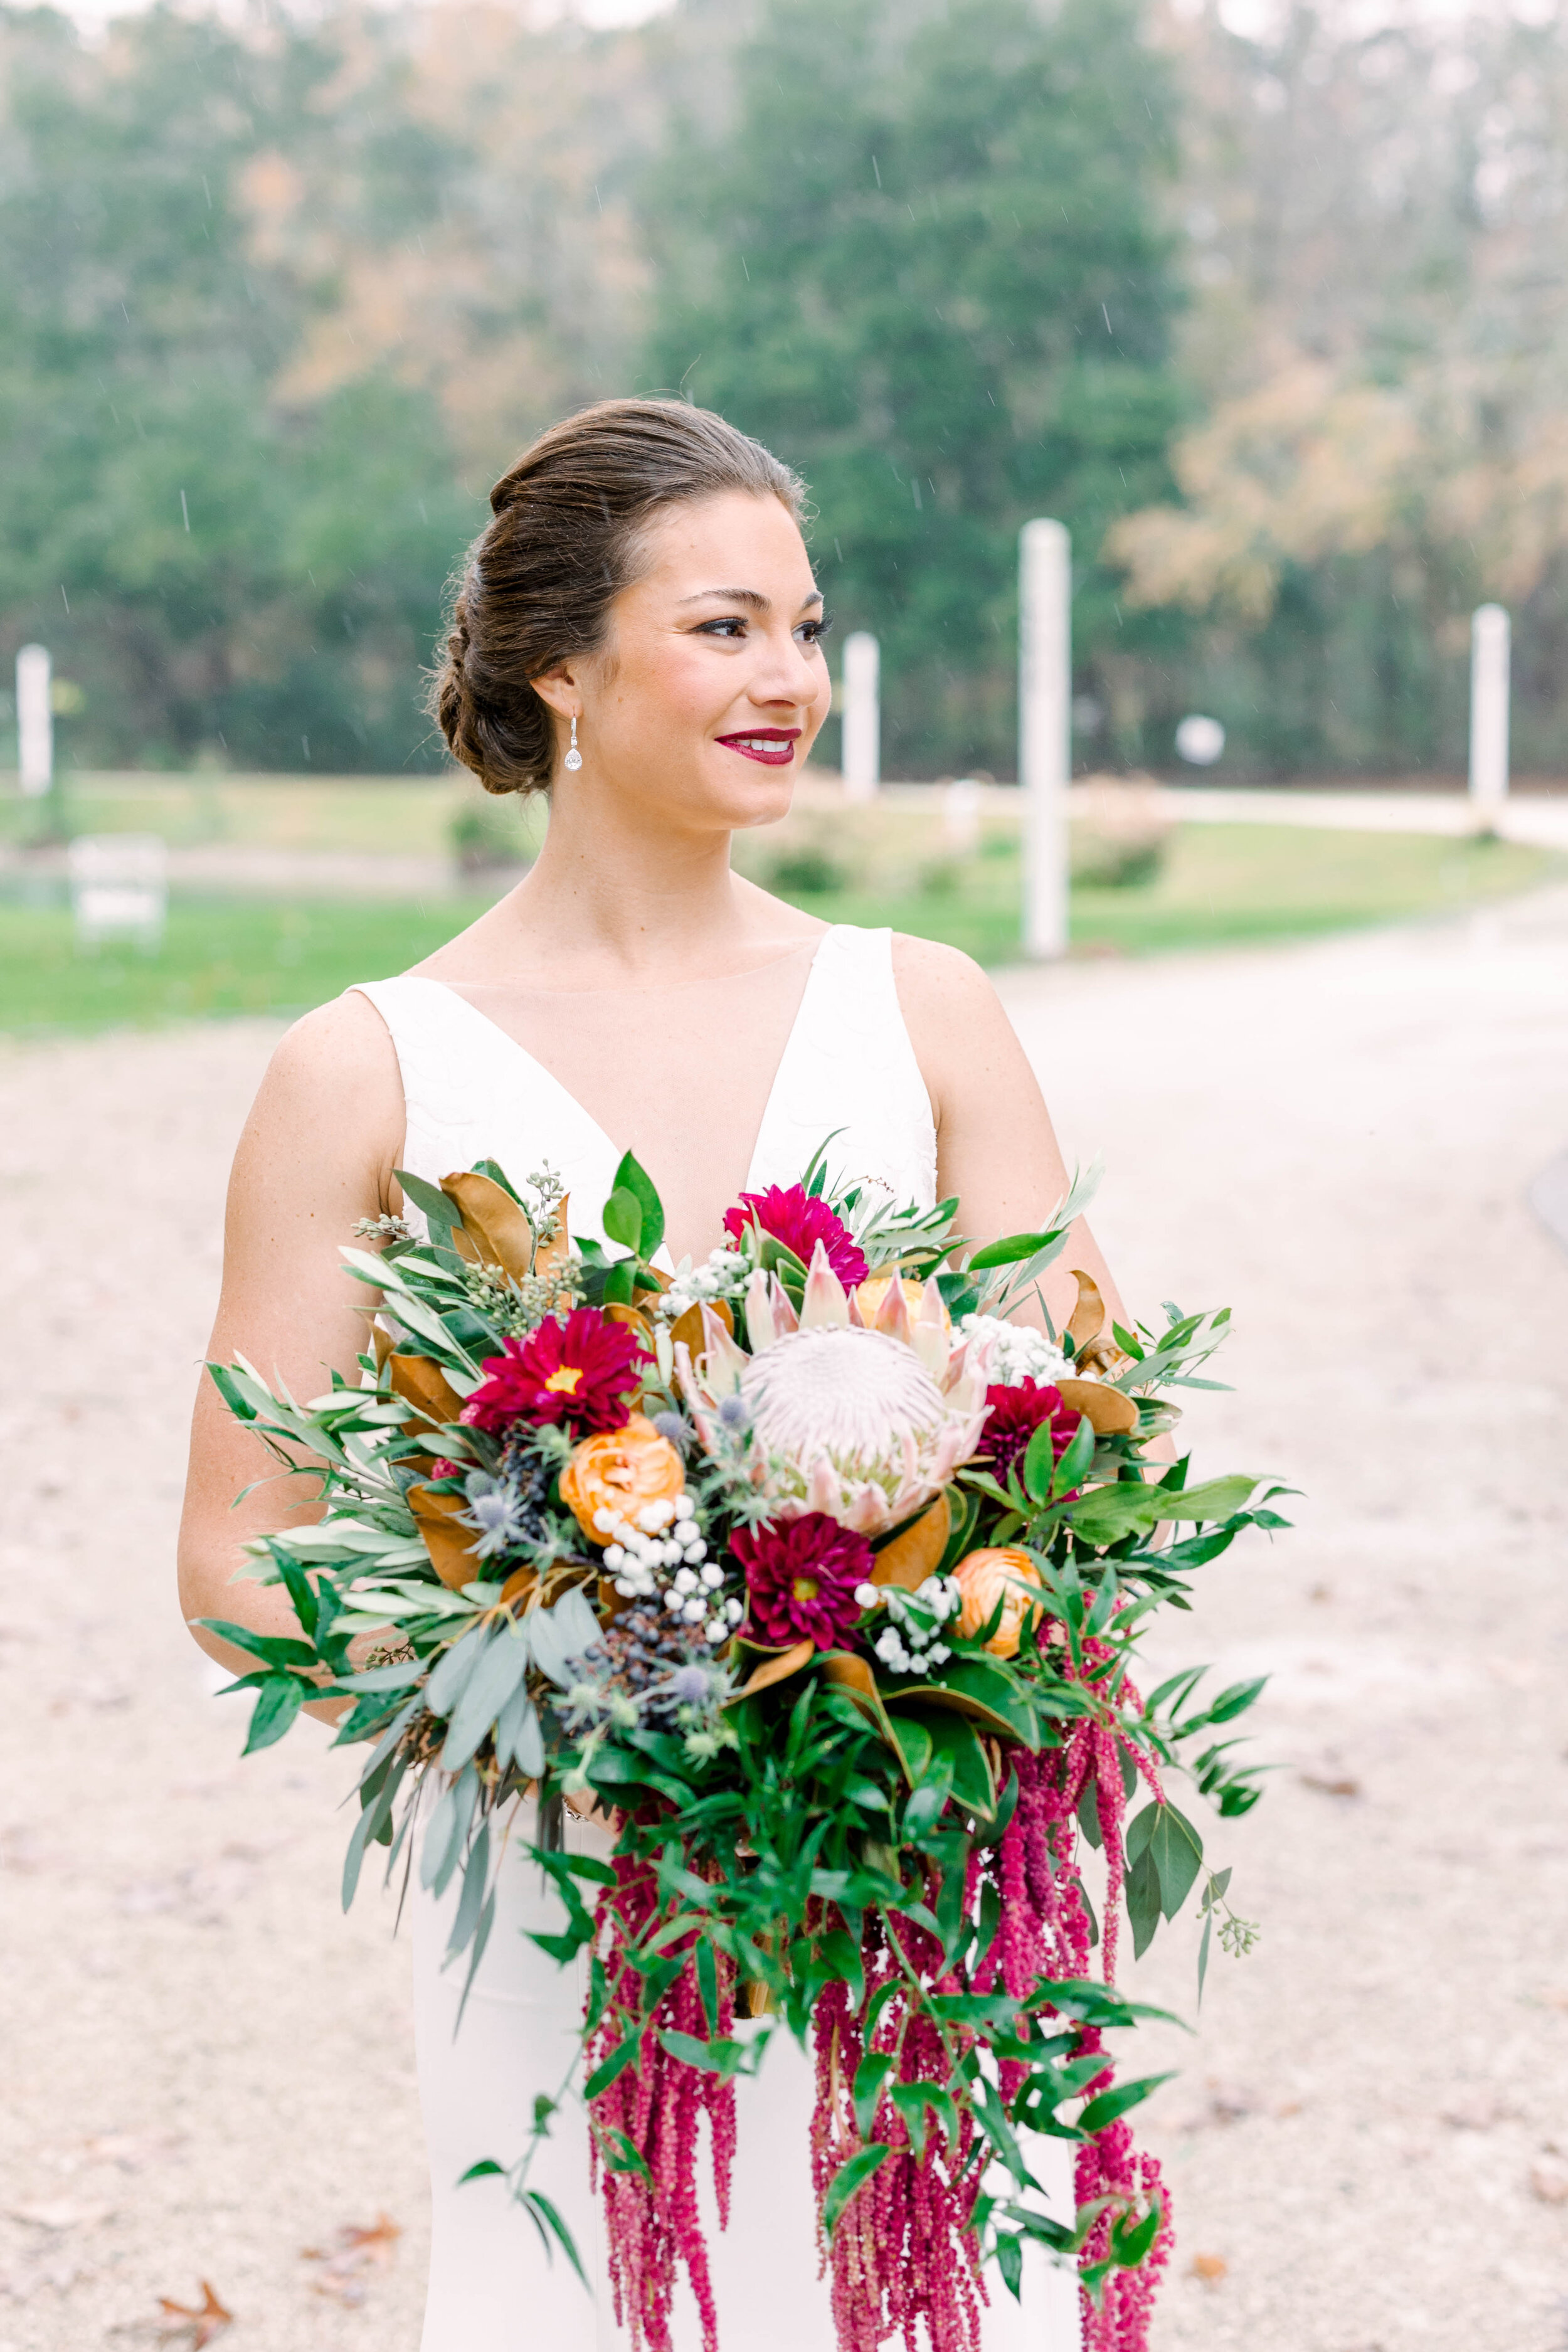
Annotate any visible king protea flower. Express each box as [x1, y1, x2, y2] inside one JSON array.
[[676, 1240, 992, 1535]]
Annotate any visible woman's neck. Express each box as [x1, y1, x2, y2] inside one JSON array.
[[449, 781, 813, 991]]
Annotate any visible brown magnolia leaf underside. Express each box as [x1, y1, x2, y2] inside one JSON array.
[[669, 1296, 733, 1360], [408, 1484, 481, 1591], [1056, 1377, 1138, 1434], [871, 1495, 950, 1589], [387, 1353, 464, 1431], [440, 1170, 536, 1281]]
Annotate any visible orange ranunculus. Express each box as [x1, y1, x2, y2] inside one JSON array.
[[560, 1414, 686, 1544], [953, 1546, 1043, 1658], [854, 1272, 951, 1333]]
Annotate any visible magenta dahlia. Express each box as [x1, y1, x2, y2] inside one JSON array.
[[978, 1380, 1076, 1483], [464, 1307, 648, 1438], [730, 1513, 875, 1651], [723, 1184, 869, 1288]]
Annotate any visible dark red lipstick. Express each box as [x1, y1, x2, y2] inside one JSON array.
[[716, 726, 800, 767]]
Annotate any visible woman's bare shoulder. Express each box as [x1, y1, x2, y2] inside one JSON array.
[[240, 990, 405, 1187], [890, 933, 1014, 1039]]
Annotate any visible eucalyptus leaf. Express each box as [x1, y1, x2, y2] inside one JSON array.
[[442, 1628, 531, 1774]]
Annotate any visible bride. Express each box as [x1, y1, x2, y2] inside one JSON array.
[[179, 397, 1123, 2349]]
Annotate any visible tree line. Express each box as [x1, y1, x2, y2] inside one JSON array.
[[1, 0, 1564, 780]]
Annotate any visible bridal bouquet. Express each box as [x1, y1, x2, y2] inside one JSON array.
[[204, 1148, 1286, 2352]]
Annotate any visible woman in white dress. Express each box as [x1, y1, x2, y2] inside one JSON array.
[[179, 398, 1124, 2349]]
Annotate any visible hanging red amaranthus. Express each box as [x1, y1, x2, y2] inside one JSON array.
[[585, 1843, 738, 2352], [810, 1914, 988, 2352], [802, 1696, 1172, 2352]]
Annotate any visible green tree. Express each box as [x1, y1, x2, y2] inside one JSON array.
[[644, 0, 1187, 776]]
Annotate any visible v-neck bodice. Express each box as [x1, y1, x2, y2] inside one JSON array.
[[352, 926, 937, 1261]]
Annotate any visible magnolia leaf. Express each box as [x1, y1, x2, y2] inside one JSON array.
[[871, 1493, 950, 1589], [731, 1639, 815, 1700], [408, 1485, 482, 1592], [1054, 1378, 1138, 1435], [822, 2144, 892, 2238], [440, 1170, 535, 1280], [386, 1353, 465, 1432], [1066, 1269, 1106, 1351]]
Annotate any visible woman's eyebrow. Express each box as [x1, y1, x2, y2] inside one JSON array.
[[675, 586, 825, 612]]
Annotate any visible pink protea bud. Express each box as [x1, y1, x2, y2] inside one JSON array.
[[801, 1239, 850, 1328]]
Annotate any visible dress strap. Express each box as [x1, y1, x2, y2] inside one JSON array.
[[747, 927, 937, 1210]]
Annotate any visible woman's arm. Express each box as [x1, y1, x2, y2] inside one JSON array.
[[892, 935, 1126, 1333], [177, 992, 405, 1682]]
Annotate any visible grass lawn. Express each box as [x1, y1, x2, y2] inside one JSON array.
[[780, 824, 1567, 965], [1, 824, 1562, 1036]]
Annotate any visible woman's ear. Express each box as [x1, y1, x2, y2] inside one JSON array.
[[529, 664, 580, 723]]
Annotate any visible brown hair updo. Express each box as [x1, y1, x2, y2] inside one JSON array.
[[432, 398, 807, 796]]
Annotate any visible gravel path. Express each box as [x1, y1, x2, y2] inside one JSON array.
[[3, 890, 1565, 2352]]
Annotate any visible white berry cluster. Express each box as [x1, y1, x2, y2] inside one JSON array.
[[595, 1492, 742, 1648], [960, 1313, 1074, 1387], [866, 1575, 961, 1677], [659, 1245, 750, 1322]]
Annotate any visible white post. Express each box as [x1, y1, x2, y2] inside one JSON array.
[[943, 776, 982, 855], [842, 631, 880, 802], [1469, 603, 1510, 822], [1020, 520, 1071, 958], [17, 644, 52, 798]]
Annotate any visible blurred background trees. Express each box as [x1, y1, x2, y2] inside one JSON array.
[[1, 0, 1565, 780]]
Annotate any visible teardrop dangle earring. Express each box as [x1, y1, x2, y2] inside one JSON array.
[[564, 712, 583, 772]]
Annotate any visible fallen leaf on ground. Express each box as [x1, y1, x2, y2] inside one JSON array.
[[156, 2280, 232, 2344], [1189, 2251, 1227, 2284], [1300, 1771, 1362, 1799], [1530, 2157, 1568, 2205], [302, 2213, 401, 2303]]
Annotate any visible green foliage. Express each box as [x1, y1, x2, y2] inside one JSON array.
[[644, 0, 1187, 778]]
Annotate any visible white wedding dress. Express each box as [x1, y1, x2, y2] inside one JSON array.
[[354, 926, 1082, 2351]]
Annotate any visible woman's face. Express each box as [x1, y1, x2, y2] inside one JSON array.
[[540, 489, 832, 834]]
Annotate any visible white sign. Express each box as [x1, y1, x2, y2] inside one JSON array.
[[68, 834, 167, 951]]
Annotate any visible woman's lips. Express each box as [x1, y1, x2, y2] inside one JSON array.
[[716, 729, 800, 768]]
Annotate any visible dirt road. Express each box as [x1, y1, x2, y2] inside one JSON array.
[[3, 889, 1565, 2351]]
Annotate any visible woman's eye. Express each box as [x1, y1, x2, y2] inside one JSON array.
[[696, 617, 748, 639], [798, 614, 834, 646]]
